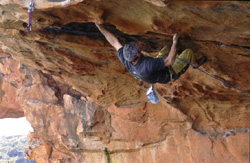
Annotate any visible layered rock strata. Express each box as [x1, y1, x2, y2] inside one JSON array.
[[0, 0, 249, 162]]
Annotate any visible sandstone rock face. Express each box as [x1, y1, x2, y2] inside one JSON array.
[[0, 55, 24, 118], [0, 0, 249, 163]]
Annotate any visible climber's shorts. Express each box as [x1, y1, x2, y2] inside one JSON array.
[[156, 45, 196, 82]]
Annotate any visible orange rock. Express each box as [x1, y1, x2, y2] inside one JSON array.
[[0, 1, 249, 162]]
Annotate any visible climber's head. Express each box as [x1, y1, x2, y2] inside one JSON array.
[[123, 42, 141, 62]]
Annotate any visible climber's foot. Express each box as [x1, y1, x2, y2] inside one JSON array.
[[194, 56, 207, 69]]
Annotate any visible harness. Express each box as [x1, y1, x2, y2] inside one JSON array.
[[26, 0, 35, 33], [169, 64, 189, 82]]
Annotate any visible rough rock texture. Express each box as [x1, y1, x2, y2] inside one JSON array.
[[0, 54, 24, 118], [0, 0, 249, 163]]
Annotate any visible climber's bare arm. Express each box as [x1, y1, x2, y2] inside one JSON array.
[[164, 33, 179, 67], [95, 23, 122, 51]]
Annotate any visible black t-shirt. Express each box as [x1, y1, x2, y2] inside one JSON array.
[[117, 47, 171, 84]]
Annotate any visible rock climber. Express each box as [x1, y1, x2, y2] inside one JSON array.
[[95, 23, 207, 84]]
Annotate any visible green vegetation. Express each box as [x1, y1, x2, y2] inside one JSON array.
[[104, 147, 111, 163], [0, 135, 35, 163]]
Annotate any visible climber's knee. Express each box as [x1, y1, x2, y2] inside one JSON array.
[[179, 49, 195, 62]]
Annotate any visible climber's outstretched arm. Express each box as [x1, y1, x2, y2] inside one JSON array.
[[164, 33, 179, 67], [95, 23, 122, 51]]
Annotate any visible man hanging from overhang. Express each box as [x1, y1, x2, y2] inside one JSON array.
[[95, 23, 207, 103]]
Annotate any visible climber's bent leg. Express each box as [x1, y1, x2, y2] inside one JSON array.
[[171, 49, 196, 79], [156, 45, 171, 58]]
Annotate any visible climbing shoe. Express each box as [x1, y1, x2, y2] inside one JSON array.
[[194, 56, 207, 69]]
